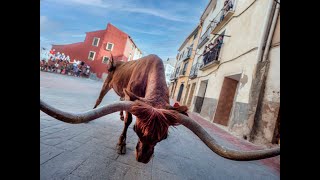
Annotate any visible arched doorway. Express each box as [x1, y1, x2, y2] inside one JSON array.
[[177, 83, 184, 102]]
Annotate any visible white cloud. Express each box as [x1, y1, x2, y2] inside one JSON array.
[[121, 7, 185, 22], [40, 16, 48, 25], [40, 16, 60, 32], [70, 34, 86, 38], [121, 26, 164, 36], [44, 0, 186, 22]]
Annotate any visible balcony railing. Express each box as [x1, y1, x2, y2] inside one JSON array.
[[181, 54, 190, 62], [170, 73, 177, 80], [189, 63, 200, 79], [199, 44, 222, 70], [209, 0, 235, 35], [197, 26, 212, 48], [179, 69, 186, 76], [180, 48, 193, 61]]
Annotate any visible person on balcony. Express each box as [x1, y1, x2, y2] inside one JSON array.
[[203, 45, 210, 64], [213, 36, 224, 61], [225, 0, 233, 12]]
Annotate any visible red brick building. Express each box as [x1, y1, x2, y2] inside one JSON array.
[[52, 23, 142, 79]]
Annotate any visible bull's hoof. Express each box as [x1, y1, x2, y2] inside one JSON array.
[[120, 116, 124, 121], [116, 144, 126, 154]]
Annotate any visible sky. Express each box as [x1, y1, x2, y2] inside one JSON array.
[[40, 0, 208, 60]]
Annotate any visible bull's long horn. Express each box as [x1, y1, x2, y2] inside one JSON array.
[[40, 99, 133, 124], [177, 113, 280, 161], [41, 99, 280, 160]]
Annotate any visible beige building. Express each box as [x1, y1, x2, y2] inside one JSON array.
[[170, 0, 280, 146], [169, 26, 201, 105]]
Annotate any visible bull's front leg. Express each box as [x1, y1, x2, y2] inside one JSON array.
[[119, 97, 125, 121], [120, 111, 124, 121], [116, 111, 132, 154]]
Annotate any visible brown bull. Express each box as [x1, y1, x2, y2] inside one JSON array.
[[40, 54, 280, 164]]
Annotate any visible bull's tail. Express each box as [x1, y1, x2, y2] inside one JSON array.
[[94, 54, 115, 109], [93, 83, 112, 109]]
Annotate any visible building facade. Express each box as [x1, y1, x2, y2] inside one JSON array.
[[169, 26, 201, 106], [170, 0, 280, 146], [52, 23, 142, 80], [163, 58, 176, 86], [133, 45, 143, 60]]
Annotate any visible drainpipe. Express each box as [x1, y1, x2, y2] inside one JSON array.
[[262, 0, 280, 62], [245, 0, 276, 139], [256, 0, 276, 63]]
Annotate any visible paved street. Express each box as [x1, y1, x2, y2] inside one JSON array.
[[40, 72, 280, 180]]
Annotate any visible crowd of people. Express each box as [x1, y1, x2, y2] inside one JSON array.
[[202, 36, 223, 65], [40, 49, 91, 78]]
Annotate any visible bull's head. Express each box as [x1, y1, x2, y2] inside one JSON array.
[[40, 99, 280, 163], [118, 90, 189, 163], [128, 101, 186, 163]]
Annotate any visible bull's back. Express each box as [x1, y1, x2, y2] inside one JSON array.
[[111, 55, 168, 101], [130, 55, 169, 103]]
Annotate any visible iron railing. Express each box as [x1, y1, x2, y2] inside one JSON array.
[[189, 63, 201, 79], [198, 27, 212, 48], [170, 73, 176, 80], [202, 45, 221, 66], [209, 0, 235, 34]]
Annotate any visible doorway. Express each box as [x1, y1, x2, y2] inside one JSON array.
[[213, 75, 239, 126], [177, 83, 184, 102], [183, 84, 191, 105], [170, 83, 175, 98], [194, 80, 208, 113], [187, 83, 196, 107]]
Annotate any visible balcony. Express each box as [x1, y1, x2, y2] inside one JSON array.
[[181, 54, 191, 62], [170, 73, 177, 80], [199, 46, 221, 71], [179, 69, 186, 76], [189, 63, 200, 79], [180, 48, 193, 62], [210, 0, 235, 35], [197, 26, 212, 49]]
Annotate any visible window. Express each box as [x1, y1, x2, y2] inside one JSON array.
[[128, 53, 132, 61], [187, 44, 193, 57], [202, 30, 225, 66], [92, 37, 100, 47], [88, 51, 96, 60], [194, 31, 198, 39], [102, 56, 109, 64], [182, 62, 188, 75], [179, 51, 184, 60], [131, 44, 135, 50], [175, 67, 180, 77], [106, 43, 114, 51]]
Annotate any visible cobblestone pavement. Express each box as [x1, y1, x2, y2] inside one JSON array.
[[40, 72, 280, 180]]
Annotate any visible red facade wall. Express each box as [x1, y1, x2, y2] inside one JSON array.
[[81, 30, 107, 78], [51, 23, 136, 79]]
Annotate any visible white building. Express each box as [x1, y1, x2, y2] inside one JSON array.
[[40, 47, 50, 61], [163, 58, 176, 86], [133, 47, 143, 60]]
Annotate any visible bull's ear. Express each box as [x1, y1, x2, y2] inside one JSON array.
[[166, 105, 189, 117]]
